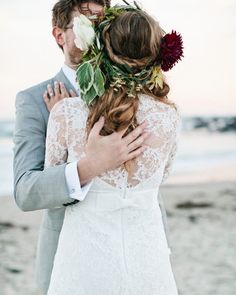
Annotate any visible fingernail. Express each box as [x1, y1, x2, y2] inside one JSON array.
[[100, 116, 105, 122]]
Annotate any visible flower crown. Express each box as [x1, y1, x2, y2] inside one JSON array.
[[73, 3, 184, 105]]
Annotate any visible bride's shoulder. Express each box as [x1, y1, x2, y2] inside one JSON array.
[[138, 94, 181, 133], [49, 97, 89, 123], [63, 96, 88, 110], [54, 96, 89, 116], [138, 93, 181, 117], [50, 96, 86, 112]]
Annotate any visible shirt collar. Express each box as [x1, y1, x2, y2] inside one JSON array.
[[62, 63, 80, 95]]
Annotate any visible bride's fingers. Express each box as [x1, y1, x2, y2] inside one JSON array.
[[54, 81, 60, 97], [69, 89, 77, 97], [60, 82, 69, 98], [47, 84, 54, 97], [43, 90, 55, 112], [43, 91, 50, 104]]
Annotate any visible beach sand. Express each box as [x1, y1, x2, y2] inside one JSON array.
[[0, 181, 235, 295]]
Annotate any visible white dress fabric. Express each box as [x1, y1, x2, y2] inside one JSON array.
[[46, 94, 180, 295]]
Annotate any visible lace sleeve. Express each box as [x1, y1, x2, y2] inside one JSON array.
[[162, 141, 177, 183], [44, 100, 68, 168], [162, 107, 181, 183]]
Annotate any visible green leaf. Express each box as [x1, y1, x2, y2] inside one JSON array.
[[81, 85, 97, 105], [96, 35, 101, 50], [94, 67, 105, 97], [76, 62, 94, 94]]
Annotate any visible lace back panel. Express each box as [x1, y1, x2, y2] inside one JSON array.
[[45, 94, 181, 190]]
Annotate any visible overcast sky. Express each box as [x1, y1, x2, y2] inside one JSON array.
[[0, 0, 235, 118]]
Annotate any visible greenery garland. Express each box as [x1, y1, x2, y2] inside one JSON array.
[[76, 5, 164, 105]]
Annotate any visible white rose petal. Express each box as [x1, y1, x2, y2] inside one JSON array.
[[73, 15, 95, 51], [79, 14, 93, 26]]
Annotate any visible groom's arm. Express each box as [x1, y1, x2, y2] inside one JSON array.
[[14, 90, 148, 212], [13, 90, 74, 211]]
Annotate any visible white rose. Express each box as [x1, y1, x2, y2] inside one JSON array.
[[73, 15, 95, 52]]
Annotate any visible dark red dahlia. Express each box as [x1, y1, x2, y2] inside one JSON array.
[[160, 30, 184, 72]]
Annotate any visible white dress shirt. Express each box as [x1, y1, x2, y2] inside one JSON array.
[[62, 63, 92, 201]]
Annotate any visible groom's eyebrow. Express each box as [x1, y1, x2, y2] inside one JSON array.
[[80, 6, 89, 11], [80, 3, 103, 14]]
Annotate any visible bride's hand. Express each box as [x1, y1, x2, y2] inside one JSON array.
[[43, 81, 77, 112]]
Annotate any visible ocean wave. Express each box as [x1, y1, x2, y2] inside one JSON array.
[[0, 116, 236, 139], [182, 116, 236, 132]]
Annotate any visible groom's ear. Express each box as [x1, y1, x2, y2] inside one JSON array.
[[52, 27, 65, 48]]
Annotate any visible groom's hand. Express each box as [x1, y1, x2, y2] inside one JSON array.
[[77, 116, 149, 186]]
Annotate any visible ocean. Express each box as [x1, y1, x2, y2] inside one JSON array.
[[0, 117, 236, 197]]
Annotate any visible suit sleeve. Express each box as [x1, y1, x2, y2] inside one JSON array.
[[13, 91, 74, 211]]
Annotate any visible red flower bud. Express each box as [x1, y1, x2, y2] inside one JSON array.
[[160, 30, 184, 71]]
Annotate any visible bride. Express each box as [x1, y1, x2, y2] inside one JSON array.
[[46, 4, 183, 295]]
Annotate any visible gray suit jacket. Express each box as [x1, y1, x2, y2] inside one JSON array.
[[13, 69, 170, 295]]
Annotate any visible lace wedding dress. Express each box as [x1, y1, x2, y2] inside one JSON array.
[[46, 94, 180, 295]]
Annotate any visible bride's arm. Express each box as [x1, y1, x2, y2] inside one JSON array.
[[44, 100, 68, 169], [162, 141, 178, 183], [162, 107, 181, 183], [43, 99, 72, 208]]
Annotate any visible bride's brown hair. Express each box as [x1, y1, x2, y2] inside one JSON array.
[[87, 10, 174, 170]]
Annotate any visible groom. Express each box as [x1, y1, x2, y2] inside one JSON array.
[[13, 0, 149, 294]]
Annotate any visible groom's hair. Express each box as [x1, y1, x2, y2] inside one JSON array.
[[52, 0, 110, 29]]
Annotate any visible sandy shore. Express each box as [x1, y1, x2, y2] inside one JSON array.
[[0, 181, 235, 295]]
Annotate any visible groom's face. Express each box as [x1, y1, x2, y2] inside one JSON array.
[[53, 2, 104, 69]]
